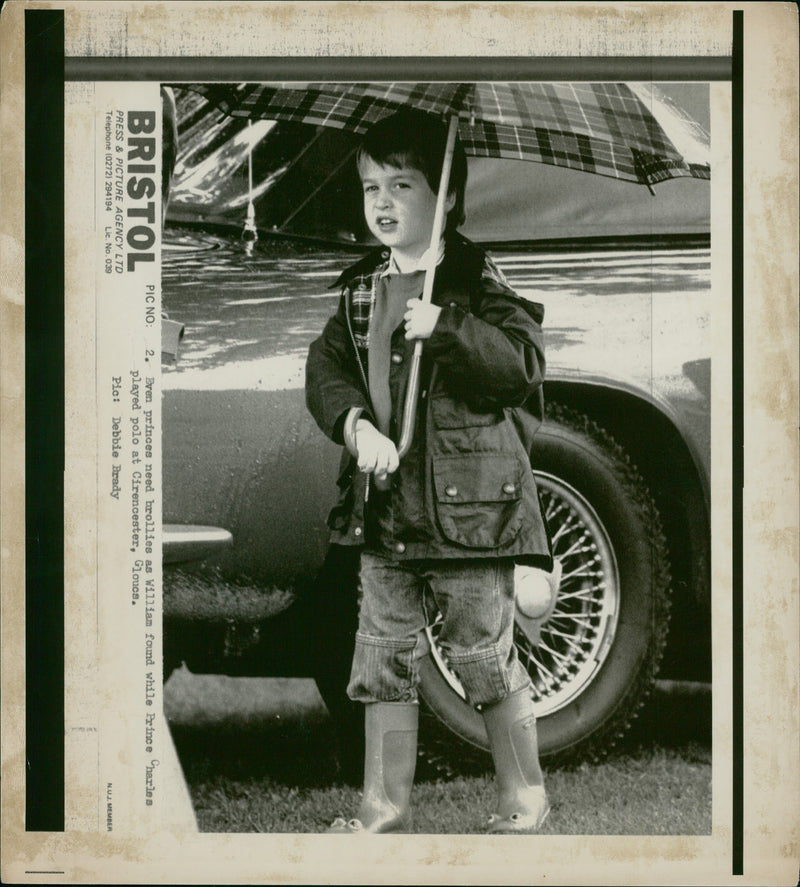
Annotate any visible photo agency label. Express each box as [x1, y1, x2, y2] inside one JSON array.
[[94, 82, 165, 834], [102, 109, 159, 274]]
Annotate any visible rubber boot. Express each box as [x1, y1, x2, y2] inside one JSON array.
[[482, 687, 550, 833], [327, 702, 418, 834]]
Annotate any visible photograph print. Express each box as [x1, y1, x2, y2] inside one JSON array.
[[158, 78, 713, 836]]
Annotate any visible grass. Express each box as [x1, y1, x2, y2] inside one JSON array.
[[165, 670, 712, 835]]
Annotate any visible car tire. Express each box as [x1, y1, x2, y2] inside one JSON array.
[[418, 403, 672, 763]]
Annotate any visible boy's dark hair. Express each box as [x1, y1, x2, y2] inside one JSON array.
[[356, 109, 468, 232]]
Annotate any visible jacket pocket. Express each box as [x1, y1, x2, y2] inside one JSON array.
[[432, 453, 523, 549]]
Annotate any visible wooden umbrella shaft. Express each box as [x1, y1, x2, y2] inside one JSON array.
[[396, 113, 459, 459]]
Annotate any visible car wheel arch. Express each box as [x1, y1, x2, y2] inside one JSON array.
[[544, 378, 708, 505], [543, 381, 711, 682]]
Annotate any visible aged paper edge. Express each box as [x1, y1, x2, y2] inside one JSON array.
[[1, 1, 798, 884]]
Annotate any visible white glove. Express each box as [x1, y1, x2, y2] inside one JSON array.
[[404, 297, 442, 340], [354, 419, 399, 482]]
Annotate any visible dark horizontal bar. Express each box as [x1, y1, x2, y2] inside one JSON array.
[[65, 55, 732, 82]]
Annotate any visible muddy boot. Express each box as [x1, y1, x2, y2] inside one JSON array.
[[327, 702, 418, 834], [482, 687, 549, 833]]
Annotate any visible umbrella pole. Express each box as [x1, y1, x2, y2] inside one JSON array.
[[396, 113, 459, 459], [243, 120, 258, 245]]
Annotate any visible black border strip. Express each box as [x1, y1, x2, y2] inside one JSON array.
[[25, 9, 66, 831], [65, 55, 732, 82], [731, 8, 744, 877]]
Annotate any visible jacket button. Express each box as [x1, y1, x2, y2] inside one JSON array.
[[449, 301, 457, 308], [391, 351, 403, 365], [381, 250, 390, 258], [445, 485, 458, 497], [353, 526, 362, 537], [503, 482, 516, 495], [395, 542, 406, 554]]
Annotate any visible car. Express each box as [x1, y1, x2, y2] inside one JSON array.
[[161, 88, 711, 767]]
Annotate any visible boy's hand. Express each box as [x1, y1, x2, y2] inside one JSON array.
[[404, 298, 442, 340], [354, 419, 399, 481]]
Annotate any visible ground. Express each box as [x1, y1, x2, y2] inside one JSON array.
[[165, 671, 712, 835]]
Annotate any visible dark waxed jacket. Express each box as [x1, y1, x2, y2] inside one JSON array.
[[305, 232, 551, 563]]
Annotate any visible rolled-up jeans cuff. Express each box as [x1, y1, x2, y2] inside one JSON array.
[[347, 630, 420, 703], [444, 644, 511, 707]]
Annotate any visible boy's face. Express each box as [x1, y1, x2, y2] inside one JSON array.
[[359, 155, 454, 261]]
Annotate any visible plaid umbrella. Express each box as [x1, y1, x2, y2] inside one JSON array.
[[186, 80, 710, 460], [187, 81, 710, 189]]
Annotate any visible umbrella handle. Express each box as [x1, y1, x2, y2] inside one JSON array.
[[396, 114, 459, 460], [395, 341, 424, 459]]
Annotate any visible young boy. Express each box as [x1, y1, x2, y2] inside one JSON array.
[[305, 109, 552, 834]]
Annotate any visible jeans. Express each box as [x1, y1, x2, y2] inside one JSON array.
[[347, 552, 530, 707]]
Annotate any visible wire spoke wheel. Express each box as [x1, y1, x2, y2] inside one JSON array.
[[521, 473, 619, 714]]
